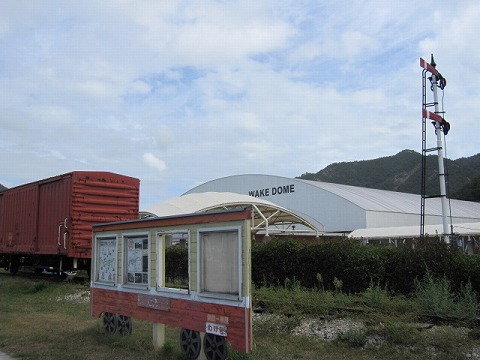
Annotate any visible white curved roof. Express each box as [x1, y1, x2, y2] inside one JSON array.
[[300, 180, 480, 217], [145, 191, 325, 234], [182, 174, 480, 232]]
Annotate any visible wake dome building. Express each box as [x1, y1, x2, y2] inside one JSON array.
[[178, 174, 480, 235]]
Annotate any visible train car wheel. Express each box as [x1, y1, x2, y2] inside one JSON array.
[[203, 333, 227, 360], [116, 315, 132, 336], [179, 328, 201, 359], [9, 258, 19, 275], [102, 312, 117, 333]]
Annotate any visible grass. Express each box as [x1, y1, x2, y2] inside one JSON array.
[[0, 273, 185, 360], [0, 270, 479, 360]]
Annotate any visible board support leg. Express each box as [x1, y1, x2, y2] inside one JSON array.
[[199, 332, 208, 360], [152, 323, 165, 350]]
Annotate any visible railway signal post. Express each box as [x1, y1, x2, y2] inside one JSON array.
[[420, 55, 451, 243]]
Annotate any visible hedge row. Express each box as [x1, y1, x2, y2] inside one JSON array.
[[251, 238, 480, 296], [165, 238, 480, 296], [165, 246, 188, 283]]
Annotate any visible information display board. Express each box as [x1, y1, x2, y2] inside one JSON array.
[[90, 209, 252, 360]]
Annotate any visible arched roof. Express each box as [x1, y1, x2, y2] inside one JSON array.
[[144, 192, 325, 235], [187, 174, 480, 217], [183, 174, 480, 232], [300, 179, 480, 217]]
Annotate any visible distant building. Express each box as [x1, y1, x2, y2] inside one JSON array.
[[179, 174, 480, 234]]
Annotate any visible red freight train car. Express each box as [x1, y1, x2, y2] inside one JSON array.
[[0, 171, 139, 275]]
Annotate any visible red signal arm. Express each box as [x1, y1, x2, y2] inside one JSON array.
[[420, 57, 439, 76]]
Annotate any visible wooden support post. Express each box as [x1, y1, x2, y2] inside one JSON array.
[[198, 332, 208, 360], [152, 323, 166, 350]]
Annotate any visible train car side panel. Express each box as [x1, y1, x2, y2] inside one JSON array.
[[37, 176, 72, 255], [0, 193, 4, 253], [0, 185, 38, 254], [68, 172, 140, 259], [0, 171, 140, 271]]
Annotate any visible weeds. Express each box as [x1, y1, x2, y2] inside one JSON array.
[[333, 277, 343, 294], [453, 282, 479, 319], [253, 284, 335, 316], [363, 281, 390, 311], [376, 321, 420, 346], [336, 328, 367, 347], [157, 340, 180, 360], [414, 271, 479, 320]]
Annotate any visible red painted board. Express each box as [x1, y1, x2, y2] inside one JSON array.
[[91, 288, 252, 353]]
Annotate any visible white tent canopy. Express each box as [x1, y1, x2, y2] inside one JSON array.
[[349, 222, 480, 239]]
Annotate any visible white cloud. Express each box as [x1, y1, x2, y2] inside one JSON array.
[[0, 0, 478, 207], [128, 80, 151, 95], [143, 153, 167, 172]]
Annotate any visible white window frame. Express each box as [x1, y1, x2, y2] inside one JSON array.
[[93, 235, 118, 286], [156, 230, 190, 294], [197, 226, 242, 300], [123, 232, 150, 288]]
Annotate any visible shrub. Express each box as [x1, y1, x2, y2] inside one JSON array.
[[363, 282, 391, 311], [414, 271, 479, 320], [252, 238, 302, 287], [252, 238, 480, 297], [164, 246, 188, 283], [415, 272, 454, 318], [452, 282, 479, 319]]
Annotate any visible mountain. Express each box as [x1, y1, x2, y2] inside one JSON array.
[[0, 184, 6, 191], [454, 175, 480, 202], [298, 150, 480, 201]]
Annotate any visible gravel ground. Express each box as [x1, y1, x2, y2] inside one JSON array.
[[254, 313, 480, 358], [291, 317, 366, 341], [55, 289, 91, 304]]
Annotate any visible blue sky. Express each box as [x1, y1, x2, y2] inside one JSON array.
[[1, 1, 479, 208]]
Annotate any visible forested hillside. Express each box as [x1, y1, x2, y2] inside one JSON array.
[[299, 150, 480, 201]]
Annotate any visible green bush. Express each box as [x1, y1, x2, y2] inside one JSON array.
[[251, 238, 302, 286], [164, 246, 188, 283], [251, 238, 480, 297], [164, 236, 480, 298], [383, 245, 424, 295]]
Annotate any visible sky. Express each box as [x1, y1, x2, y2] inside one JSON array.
[[1, 1, 479, 208]]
